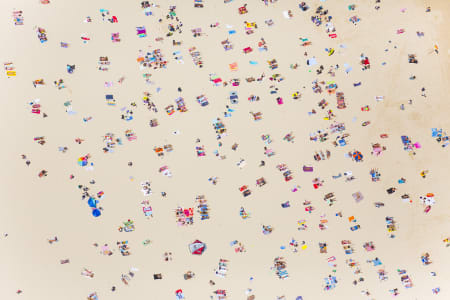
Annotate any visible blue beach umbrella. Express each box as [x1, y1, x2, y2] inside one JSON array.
[[88, 197, 97, 208], [92, 209, 101, 217]]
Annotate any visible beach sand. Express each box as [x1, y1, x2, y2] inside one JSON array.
[[1, 0, 449, 299]]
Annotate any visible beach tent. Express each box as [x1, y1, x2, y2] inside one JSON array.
[[87, 293, 99, 300], [307, 57, 317, 66], [189, 240, 206, 255], [175, 289, 185, 300]]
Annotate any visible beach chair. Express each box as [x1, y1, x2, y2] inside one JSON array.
[[98, 57, 110, 71], [299, 2, 309, 11], [166, 105, 175, 115], [231, 78, 240, 86], [251, 112, 262, 121], [349, 16, 360, 24], [159, 165, 172, 177], [344, 247, 353, 255], [13, 11, 24, 26], [263, 225, 273, 235], [277, 164, 288, 171], [33, 79, 44, 87], [105, 94, 115, 106], [121, 220, 135, 232], [149, 119, 159, 127], [196, 146, 206, 157], [183, 271, 195, 280], [352, 191, 364, 202], [267, 59, 278, 70], [408, 54, 418, 64], [377, 270, 388, 281], [198, 206, 209, 220], [196, 95, 209, 106], [258, 39, 268, 51], [189, 47, 203, 67], [261, 134, 272, 144], [278, 269, 289, 279], [239, 185, 251, 197], [37, 28, 48, 43], [319, 243, 327, 253], [229, 91, 238, 104], [256, 177, 266, 187], [191, 28, 202, 37], [141, 2, 153, 15], [401, 275, 413, 288], [221, 39, 233, 51], [336, 92, 346, 109], [4, 62, 16, 77], [125, 130, 136, 141], [283, 10, 293, 19], [264, 148, 275, 157], [281, 201, 290, 208], [239, 207, 249, 219], [175, 97, 188, 112], [154, 147, 164, 157], [303, 166, 313, 172], [350, 224, 360, 231], [194, 0, 204, 8], [215, 268, 227, 278]]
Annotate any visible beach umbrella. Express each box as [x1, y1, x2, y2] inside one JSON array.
[[88, 197, 97, 208], [78, 157, 87, 166], [352, 151, 363, 162], [92, 209, 101, 217]]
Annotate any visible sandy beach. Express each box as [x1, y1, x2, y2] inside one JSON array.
[[1, 0, 449, 299]]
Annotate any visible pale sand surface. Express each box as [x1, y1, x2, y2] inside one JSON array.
[[0, 0, 449, 299]]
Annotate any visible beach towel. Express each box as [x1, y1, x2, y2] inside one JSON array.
[[229, 62, 238, 71]]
